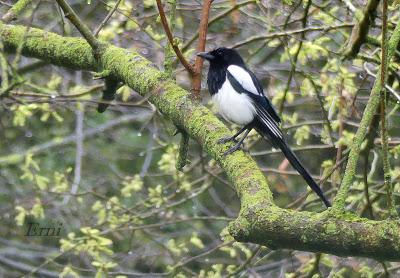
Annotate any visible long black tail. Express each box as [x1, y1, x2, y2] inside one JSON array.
[[276, 139, 331, 207]]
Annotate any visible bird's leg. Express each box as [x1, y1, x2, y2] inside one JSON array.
[[217, 124, 250, 144], [223, 128, 251, 156]]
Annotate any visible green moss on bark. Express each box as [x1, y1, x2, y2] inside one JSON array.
[[332, 18, 400, 213], [231, 205, 400, 260], [2, 0, 32, 23]]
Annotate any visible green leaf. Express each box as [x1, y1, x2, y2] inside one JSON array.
[[190, 232, 205, 249], [31, 200, 45, 219], [294, 125, 310, 145], [117, 85, 131, 102], [15, 206, 26, 226], [60, 266, 80, 278]]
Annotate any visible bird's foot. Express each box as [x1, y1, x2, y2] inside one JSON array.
[[217, 136, 238, 144], [223, 144, 242, 156]]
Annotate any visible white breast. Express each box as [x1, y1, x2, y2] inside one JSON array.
[[212, 78, 256, 125]]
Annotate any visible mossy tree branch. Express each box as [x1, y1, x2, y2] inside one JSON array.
[[379, 0, 397, 218], [2, 22, 400, 260], [55, 0, 103, 54], [332, 17, 400, 214], [0, 40, 9, 91], [342, 0, 380, 59], [1, 0, 32, 23]]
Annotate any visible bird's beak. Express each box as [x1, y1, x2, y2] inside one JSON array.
[[196, 52, 214, 61]]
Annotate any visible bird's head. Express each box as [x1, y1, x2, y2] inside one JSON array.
[[197, 47, 245, 67]]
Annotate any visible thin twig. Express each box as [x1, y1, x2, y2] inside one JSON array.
[[232, 23, 353, 48], [63, 102, 84, 205], [55, 0, 103, 53], [0, 113, 153, 166], [363, 151, 374, 218], [307, 76, 335, 146], [171, 241, 234, 273], [363, 62, 400, 102], [157, 0, 191, 169], [1, 0, 32, 23], [334, 77, 345, 189], [156, 0, 194, 74], [0, 255, 60, 278], [278, 0, 311, 114], [227, 246, 262, 277], [163, 0, 177, 77], [181, 0, 256, 52], [94, 0, 122, 37]]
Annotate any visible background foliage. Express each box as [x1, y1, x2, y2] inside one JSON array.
[[0, 0, 400, 277]]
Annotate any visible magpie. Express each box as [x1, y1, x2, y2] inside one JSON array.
[[197, 47, 331, 207]]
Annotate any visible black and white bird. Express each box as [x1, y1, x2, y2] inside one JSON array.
[[197, 47, 331, 207]]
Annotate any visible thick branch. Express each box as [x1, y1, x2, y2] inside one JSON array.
[[2, 23, 400, 260], [342, 0, 380, 59], [231, 206, 400, 261]]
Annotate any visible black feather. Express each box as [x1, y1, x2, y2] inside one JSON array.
[[254, 119, 331, 207], [278, 140, 332, 207]]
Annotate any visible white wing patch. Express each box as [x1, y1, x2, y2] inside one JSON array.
[[227, 65, 282, 138], [212, 78, 256, 125], [227, 65, 258, 95]]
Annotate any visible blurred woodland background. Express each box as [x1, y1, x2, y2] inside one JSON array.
[[0, 0, 400, 277]]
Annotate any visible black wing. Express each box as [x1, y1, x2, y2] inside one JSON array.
[[227, 70, 282, 139], [247, 70, 281, 123]]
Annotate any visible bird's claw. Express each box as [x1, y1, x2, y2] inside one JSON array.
[[217, 136, 238, 144], [223, 145, 242, 156]]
